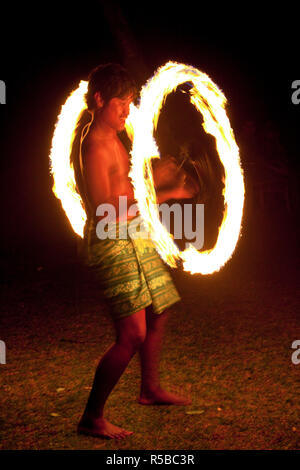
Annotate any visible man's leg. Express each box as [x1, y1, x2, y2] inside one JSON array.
[[138, 307, 191, 405], [78, 308, 146, 439]]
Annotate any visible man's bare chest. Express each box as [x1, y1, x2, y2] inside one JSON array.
[[109, 140, 130, 177]]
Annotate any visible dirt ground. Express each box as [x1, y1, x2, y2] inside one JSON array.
[[0, 201, 299, 450]]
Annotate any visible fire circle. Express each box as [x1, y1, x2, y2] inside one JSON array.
[[129, 61, 244, 274]]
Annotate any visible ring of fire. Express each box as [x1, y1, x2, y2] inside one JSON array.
[[49, 61, 244, 275], [129, 61, 244, 274]]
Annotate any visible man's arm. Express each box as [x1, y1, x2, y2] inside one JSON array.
[[152, 156, 199, 202], [155, 176, 198, 203]]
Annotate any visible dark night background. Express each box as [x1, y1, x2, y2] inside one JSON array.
[[0, 1, 299, 272], [1, 0, 300, 452]]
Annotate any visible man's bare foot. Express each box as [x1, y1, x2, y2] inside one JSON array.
[[139, 388, 191, 406], [77, 416, 133, 440]]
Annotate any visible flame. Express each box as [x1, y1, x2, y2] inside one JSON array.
[[49, 80, 88, 237], [129, 61, 244, 274], [49, 61, 244, 275]]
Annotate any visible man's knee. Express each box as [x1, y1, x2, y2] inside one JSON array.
[[146, 309, 169, 331], [115, 310, 147, 350], [118, 327, 146, 350], [130, 329, 147, 349]]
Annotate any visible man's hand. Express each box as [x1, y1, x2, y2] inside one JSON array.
[[153, 155, 200, 203], [172, 169, 199, 200], [152, 156, 180, 189]]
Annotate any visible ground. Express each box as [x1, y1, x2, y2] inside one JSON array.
[[0, 200, 299, 450]]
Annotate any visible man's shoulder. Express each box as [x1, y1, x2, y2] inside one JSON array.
[[81, 133, 112, 163]]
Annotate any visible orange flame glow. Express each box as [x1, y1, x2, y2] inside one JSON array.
[[129, 61, 244, 274], [49, 80, 88, 237]]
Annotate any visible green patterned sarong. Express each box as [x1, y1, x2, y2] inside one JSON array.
[[82, 216, 181, 320]]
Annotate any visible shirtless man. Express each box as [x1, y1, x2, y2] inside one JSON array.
[[77, 64, 197, 439]]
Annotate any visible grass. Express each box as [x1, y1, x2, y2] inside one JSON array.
[[1, 205, 300, 449]]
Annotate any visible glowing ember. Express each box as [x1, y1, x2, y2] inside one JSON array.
[[49, 61, 244, 275], [129, 61, 244, 274]]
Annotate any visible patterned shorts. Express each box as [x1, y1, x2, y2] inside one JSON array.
[[82, 217, 181, 320]]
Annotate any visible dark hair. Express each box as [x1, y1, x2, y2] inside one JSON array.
[[85, 63, 137, 111]]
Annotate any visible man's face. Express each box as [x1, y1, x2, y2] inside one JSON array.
[[101, 93, 133, 132]]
